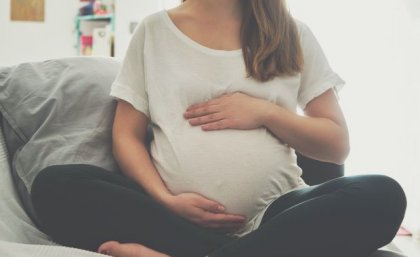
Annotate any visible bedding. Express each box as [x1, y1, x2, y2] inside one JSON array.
[[0, 57, 120, 225], [0, 125, 52, 244], [0, 125, 106, 256], [0, 241, 104, 257]]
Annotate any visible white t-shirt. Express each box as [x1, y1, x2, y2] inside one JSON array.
[[110, 10, 345, 237]]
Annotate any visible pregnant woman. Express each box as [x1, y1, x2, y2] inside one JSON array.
[[31, 0, 406, 257]]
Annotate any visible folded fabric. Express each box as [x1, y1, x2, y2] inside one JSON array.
[[0, 57, 120, 225]]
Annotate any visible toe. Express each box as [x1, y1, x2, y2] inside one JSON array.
[[98, 241, 120, 255]]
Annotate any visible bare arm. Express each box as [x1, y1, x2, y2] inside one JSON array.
[[184, 89, 349, 165], [112, 100, 172, 205], [263, 89, 349, 164], [112, 100, 246, 230]]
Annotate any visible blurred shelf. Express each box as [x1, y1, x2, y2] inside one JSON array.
[[75, 14, 115, 57], [76, 14, 115, 30]]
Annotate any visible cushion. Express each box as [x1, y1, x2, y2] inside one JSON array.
[[0, 125, 54, 244], [0, 57, 120, 225]]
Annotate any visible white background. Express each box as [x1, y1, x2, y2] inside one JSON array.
[[287, 0, 420, 236]]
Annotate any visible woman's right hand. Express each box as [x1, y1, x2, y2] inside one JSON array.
[[163, 192, 246, 232]]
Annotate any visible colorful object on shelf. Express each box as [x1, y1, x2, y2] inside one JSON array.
[[80, 35, 93, 56], [75, 0, 115, 57], [94, 1, 107, 15], [79, 0, 94, 16], [79, 0, 114, 16]]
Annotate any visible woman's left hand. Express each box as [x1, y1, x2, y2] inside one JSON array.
[[184, 92, 272, 131]]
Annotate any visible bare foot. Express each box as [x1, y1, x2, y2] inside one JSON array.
[[98, 241, 171, 257]]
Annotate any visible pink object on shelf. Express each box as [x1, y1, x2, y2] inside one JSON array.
[[80, 35, 93, 56], [94, 1, 108, 15], [80, 35, 93, 45]]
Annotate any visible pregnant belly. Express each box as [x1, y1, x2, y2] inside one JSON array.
[[151, 127, 300, 221]]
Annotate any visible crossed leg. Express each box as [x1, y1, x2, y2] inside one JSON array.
[[31, 165, 406, 257]]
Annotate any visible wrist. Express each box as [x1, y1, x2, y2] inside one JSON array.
[[260, 101, 278, 127], [155, 191, 174, 207]]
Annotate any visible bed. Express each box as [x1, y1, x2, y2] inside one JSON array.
[[0, 57, 406, 257]]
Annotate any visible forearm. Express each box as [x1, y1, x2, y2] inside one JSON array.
[[263, 103, 349, 164], [183, 90, 348, 164], [113, 135, 173, 205]]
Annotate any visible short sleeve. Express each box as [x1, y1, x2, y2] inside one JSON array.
[[297, 22, 345, 110], [110, 22, 150, 117]]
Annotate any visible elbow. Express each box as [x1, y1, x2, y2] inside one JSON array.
[[112, 142, 118, 158], [111, 135, 120, 160], [330, 137, 350, 165], [328, 124, 350, 165], [333, 145, 349, 165]]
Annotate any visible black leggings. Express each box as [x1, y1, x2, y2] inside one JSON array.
[[31, 164, 406, 257]]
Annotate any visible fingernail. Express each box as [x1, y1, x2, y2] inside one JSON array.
[[218, 205, 225, 211]]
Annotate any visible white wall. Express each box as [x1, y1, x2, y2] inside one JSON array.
[[0, 0, 181, 65], [0, 0, 80, 66], [114, 0, 161, 59], [113, 0, 179, 59], [289, 0, 420, 235]]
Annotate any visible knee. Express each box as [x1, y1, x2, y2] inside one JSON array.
[[356, 175, 407, 230], [365, 175, 407, 244], [365, 175, 406, 213]]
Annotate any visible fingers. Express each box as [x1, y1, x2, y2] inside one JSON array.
[[187, 113, 226, 127], [204, 212, 246, 224], [186, 97, 224, 112], [184, 104, 220, 119], [195, 205, 246, 228], [184, 94, 234, 120], [184, 104, 231, 129], [192, 196, 246, 229], [194, 197, 225, 213], [198, 212, 246, 230], [184, 95, 238, 129], [201, 119, 231, 131]]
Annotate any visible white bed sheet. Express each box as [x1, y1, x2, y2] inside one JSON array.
[[0, 129, 105, 256], [0, 241, 104, 257]]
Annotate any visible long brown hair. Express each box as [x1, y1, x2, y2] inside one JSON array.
[[181, 0, 303, 82]]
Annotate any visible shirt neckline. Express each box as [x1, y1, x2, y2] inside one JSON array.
[[160, 10, 243, 57]]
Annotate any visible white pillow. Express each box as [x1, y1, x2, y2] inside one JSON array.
[[0, 128, 54, 245], [0, 241, 105, 257]]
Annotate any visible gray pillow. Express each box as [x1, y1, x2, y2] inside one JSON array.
[[0, 57, 120, 225]]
